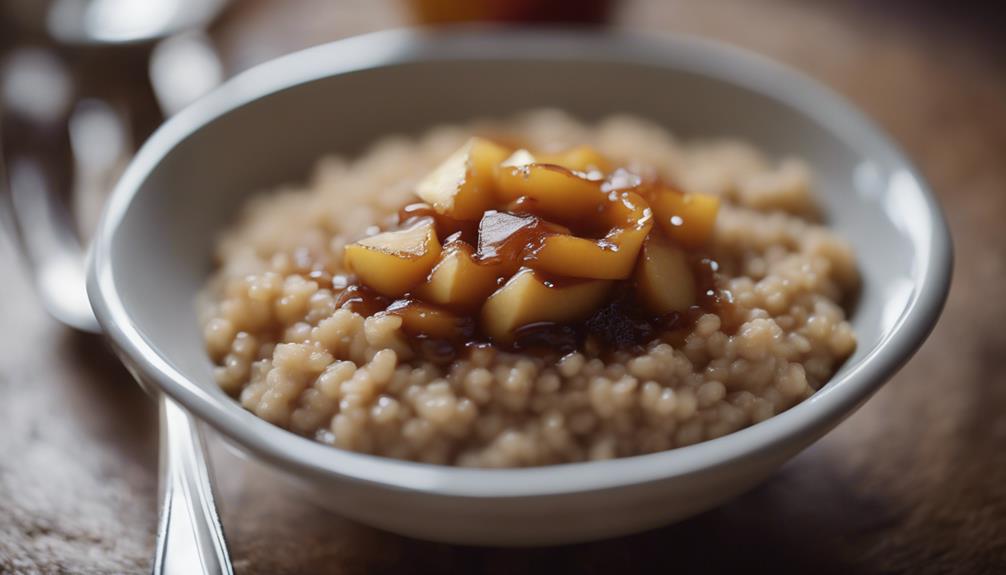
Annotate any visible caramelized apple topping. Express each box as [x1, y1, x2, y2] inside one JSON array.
[[342, 139, 725, 352]]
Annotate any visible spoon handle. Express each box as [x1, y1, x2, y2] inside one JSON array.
[[154, 398, 234, 575], [0, 50, 233, 575]]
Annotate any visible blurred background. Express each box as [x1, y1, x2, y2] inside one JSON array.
[[0, 0, 1001, 244], [1, 0, 1004, 573]]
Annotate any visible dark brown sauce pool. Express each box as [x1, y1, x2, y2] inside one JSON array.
[[511, 255, 737, 356]]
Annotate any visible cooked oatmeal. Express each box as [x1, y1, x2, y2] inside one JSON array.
[[201, 110, 858, 467]]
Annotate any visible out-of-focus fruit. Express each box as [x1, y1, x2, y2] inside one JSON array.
[[635, 231, 696, 315], [344, 218, 442, 297], [416, 137, 510, 220], [386, 300, 467, 340], [480, 268, 610, 343], [650, 187, 720, 249], [407, 0, 613, 25], [415, 241, 505, 311], [495, 150, 607, 222], [527, 191, 653, 279]]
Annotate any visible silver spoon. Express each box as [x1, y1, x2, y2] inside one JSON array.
[[2, 0, 230, 47], [0, 8, 231, 574]]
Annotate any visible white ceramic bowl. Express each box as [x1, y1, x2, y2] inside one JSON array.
[[87, 28, 952, 545]]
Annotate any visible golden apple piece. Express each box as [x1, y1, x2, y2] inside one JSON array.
[[495, 150, 607, 221], [651, 188, 720, 249], [386, 300, 469, 340], [414, 242, 505, 312], [416, 137, 511, 220], [636, 232, 697, 315], [500, 148, 536, 169], [537, 145, 612, 174], [527, 191, 653, 279], [343, 218, 442, 297], [481, 268, 611, 343]]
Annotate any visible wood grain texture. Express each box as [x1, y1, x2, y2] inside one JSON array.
[[2, 0, 1005, 573]]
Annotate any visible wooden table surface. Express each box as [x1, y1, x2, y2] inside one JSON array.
[[2, 0, 1005, 573]]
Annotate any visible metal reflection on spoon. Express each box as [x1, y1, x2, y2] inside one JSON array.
[[46, 0, 229, 45]]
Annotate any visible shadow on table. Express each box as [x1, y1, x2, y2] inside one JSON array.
[[211, 436, 899, 575]]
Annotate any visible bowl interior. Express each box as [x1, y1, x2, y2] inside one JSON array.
[[91, 30, 948, 492]]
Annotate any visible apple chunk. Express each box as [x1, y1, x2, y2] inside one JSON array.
[[481, 268, 610, 343], [527, 191, 653, 279], [414, 242, 505, 312], [495, 150, 608, 222], [635, 232, 696, 315], [343, 218, 442, 297], [416, 137, 510, 220], [650, 187, 720, 249], [537, 145, 612, 174]]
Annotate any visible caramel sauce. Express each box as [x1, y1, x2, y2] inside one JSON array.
[[512, 256, 735, 356], [474, 211, 567, 263], [333, 284, 390, 317], [501, 196, 541, 216], [397, 202, 478, 245], [306, 268, 333, 289], [385, 299, 477, 340]]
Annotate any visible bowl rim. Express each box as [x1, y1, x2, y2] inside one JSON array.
[[87, 26, 953, 498]]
